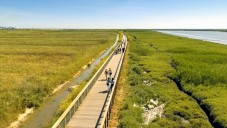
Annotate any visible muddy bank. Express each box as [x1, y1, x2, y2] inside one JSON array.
[[8, 108, 34, 128]]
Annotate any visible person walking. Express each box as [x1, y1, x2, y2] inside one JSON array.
[[115, 49, 118, 55], [109, 68, 112, 78], [106, 77, 111, 92], [121, 41, 125, 47], [104, 69, 108, 80], [122, 47, 125, 53], [118, 47, 121, 53], [110, 78, 115, 90]]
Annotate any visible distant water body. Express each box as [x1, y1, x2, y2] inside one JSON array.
[[158, 30, 227, 45]]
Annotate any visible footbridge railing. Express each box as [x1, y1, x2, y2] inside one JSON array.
[[52, 34, 122, 128], [97, 35, 128, 128]]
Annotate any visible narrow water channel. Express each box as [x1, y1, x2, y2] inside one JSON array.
[[21, 35, 119, 128], [170, 77, 215, 128], [169, 60, 215, 128]]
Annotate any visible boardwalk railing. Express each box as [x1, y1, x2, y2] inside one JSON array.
[[52, 34, 121, 128], [97, 35, 128, 128]]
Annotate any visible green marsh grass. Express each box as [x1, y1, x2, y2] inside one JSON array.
[[0, 29, 116, 127], [117, 31, 227, 127]]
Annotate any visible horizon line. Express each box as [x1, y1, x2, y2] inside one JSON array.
[[1, 27, 227, 30]]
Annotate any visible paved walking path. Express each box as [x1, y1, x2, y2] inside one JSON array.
[[67, 36, 127, 128]]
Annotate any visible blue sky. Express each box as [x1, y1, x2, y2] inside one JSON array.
[[0, 0, 227, 29]]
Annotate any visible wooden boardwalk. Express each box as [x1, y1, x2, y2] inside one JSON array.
[[66, 36, 127, 128]]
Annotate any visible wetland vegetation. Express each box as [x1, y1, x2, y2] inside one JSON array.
[[116, 30, 227, 127], [1, 29, 227, 128], [0, 29, 116, 127]]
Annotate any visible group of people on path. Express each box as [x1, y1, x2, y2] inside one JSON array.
[[104, 68, 114, 92], [115, 41, 126, 55], [104, 38, 126, 93]]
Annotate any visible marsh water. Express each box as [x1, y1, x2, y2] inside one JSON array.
[[22, 35, 119, 128], [158, 30, 227, 45]]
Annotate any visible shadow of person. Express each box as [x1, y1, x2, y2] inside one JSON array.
[[99, 90, 108, 93], [99, 79, 107, 81]]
